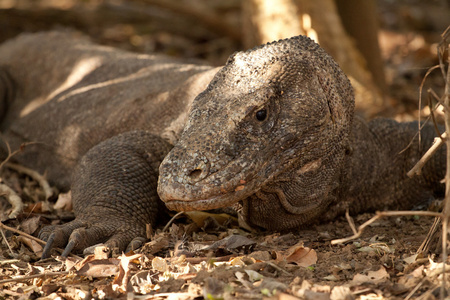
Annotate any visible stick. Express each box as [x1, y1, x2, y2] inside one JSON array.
[[407, 132, 447, 177], [331, 211, 442, 245], [440, 35, 450, 300], [0, 222, 47, 245], [162, 211, 185, 232], [0, 271, 69, 284], [0, 183, 24, 219], [5, 162, 53, 200]]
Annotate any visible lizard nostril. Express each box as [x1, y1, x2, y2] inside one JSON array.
[[188, 169, 203, 179], [186, 160, 210, 183]]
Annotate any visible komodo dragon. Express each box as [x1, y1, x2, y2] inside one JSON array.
[[0, 31, 445, 258]]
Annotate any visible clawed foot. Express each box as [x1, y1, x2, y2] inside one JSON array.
[[39, 219, 146, 259]]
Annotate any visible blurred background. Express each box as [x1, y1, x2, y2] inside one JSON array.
[[0, 0, 448, 119]]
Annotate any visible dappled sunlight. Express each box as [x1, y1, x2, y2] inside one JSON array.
[[301, 14, 318, 44], [47, 56, 103, 102], [19, 56, 103, 117]]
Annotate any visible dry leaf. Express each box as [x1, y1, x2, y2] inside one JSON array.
[[152, 256, 168, 272], [19, 216, 41, 235], [53, 191, 72, 211], [244, 269, 264, 282], [278, 242, 317, 267], [207, 235, 256, 252], [17, 236, 43, 254], [229, 256, 245, 267], [351, 266, 389, 285], [403, 254, 418, 264], [76, 259, 120, 278], [112, 253, 143, 293]]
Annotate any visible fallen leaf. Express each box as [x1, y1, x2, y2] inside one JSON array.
[[53, 191, 72, 211], [207, 235, 256, 252], [229, 256, 245, 267], [19, 216, 41, 235], [244, 269, 264, 282], [330, 286, 353, 300], [351, 266, 389, 285], [142, 235, 169, 255], [76, 259, 120, 277], [130, 270, 157, 294], [113, 253, 143, 293], [357, 243, 394, 254], [403, 254, 418, 264], [278, 293, 301, 300], [152, 256, 168, 272], [235, 271, 253, 289], [277, 242, 317, 267], [17, 236, 43, 254]]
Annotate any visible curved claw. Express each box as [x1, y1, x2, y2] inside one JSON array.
[[39, 219, 149, 259], [61, 239, 77, 257], [126, 236, 147, 253], [41, 232, 57, 259], [39, 220, 84, 259]]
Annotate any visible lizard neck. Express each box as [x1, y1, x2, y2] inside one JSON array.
[[342, 116, 445, 215]]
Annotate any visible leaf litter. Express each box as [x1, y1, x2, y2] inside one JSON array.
[[1, 175, 448, 300]]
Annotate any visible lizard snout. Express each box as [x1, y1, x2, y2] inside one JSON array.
[[186, 159, 210, 183]]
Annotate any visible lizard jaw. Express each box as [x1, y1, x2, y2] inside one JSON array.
[[163, 193, 241, 211]]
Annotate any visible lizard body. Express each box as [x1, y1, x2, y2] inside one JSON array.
[[0, 32, 444, 256]]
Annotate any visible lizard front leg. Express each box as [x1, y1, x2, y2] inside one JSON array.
[[39, 131, 172, 258]]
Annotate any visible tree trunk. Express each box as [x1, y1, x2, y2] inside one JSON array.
[[242, 0, 386, 117]]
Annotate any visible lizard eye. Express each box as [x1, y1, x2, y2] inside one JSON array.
[[255, 109, 267, 121]]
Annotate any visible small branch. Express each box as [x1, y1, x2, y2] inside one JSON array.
[[407, 132, 447, 177], [345, 209, 357, 235], [0, 271, 69, 284], [417, 217, 441, 254], [5, 162, 53, 200], [440, 32, 450, 300], [0, 222, 47, 245], [0, 140, 35, 170], [162, 211, 185, 232], [0, 183, 24, 219], [331, 211, 443, 245], [0, 226, 15, 257]]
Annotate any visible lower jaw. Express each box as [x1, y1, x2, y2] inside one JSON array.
[[163, 194, 241, 212]]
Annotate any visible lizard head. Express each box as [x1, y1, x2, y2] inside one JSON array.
[[158, 35, 354, 230]]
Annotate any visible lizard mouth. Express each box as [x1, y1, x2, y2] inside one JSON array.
[[163, 193, 241, 211]]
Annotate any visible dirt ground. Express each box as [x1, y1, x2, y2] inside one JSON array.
[[0, 0, 449, 299]]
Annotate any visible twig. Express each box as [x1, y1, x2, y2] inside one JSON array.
[[345, 209, 357, 235], [440, 30, 450, 300], [0, 183, 24, 219], [0, 227, 15, 257], [5, 162, 53, 200], [331, 211, 442, 245], [417, 217, 441, 254], [162, 211, 185, 232], [418, 65, 443, 146], [0, 271, 69, 284], [181, 254, 238, 264], [407, 132, 447, 177], [0, 222, 47, 245], [0, 139, 35, 170], [404, 277, 426, 300], [427, 89, 443, 138], [266, 261, 292, 275]]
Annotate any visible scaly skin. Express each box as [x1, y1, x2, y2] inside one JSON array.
[[0, 32, 444, 257]]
